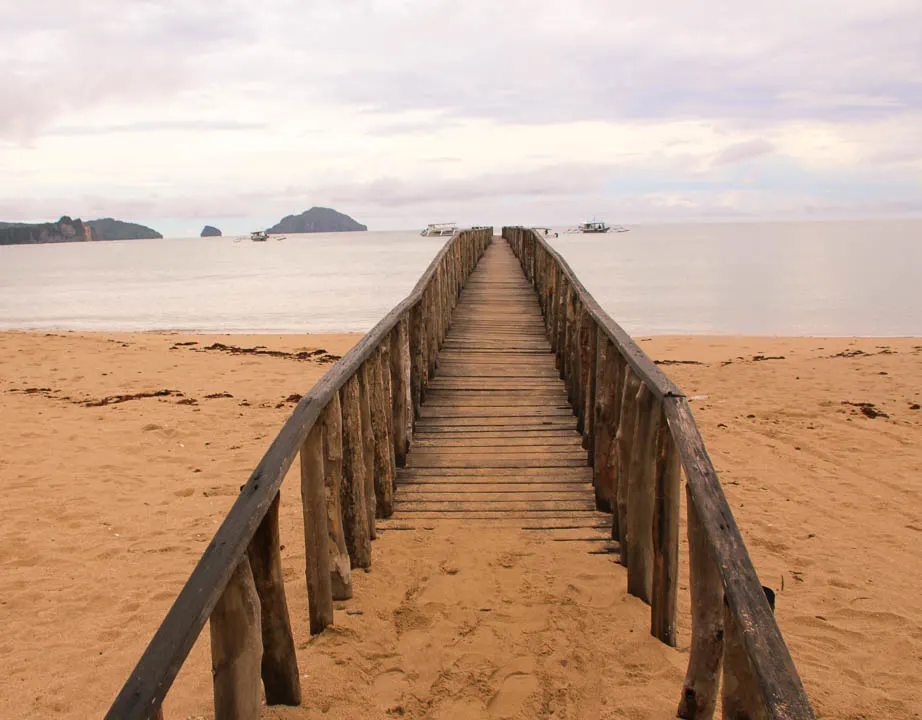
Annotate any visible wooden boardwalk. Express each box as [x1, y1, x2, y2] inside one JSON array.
[[387, 240, 609, 530]]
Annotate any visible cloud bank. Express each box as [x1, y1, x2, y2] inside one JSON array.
[[1, 0, 920, 233]]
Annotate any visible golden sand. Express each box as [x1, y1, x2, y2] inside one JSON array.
[[0, 332, 919, 718]]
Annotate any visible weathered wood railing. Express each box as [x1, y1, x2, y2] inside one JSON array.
[[107, 228, 492, 719], [504, 227, 815, 720]]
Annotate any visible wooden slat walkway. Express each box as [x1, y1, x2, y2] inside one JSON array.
[[385, 239, 610, 531]]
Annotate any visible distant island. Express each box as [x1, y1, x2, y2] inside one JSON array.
[[201, 225, 222, 237], [266, 207, 367, 234], [87, 218, 162, 241], [0, 216, 162, 245]]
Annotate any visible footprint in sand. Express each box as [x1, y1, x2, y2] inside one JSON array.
[[487, 671, 539, 717], [372, 668, 409, 709]]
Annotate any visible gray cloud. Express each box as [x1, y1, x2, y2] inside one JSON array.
[[3, 0, 921, 142]]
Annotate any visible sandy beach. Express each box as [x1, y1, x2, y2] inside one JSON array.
[[1, 331, 920, 719]]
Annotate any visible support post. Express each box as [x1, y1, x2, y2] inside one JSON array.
[[339, 377, 371, 568], [392, 317, 410, 465], [210, 557, 262, 720], [722, 589, 775, 720], [626, 385, 658, 604], [651, 413, 681, 646], [248, 493, 301, 704], [300, 424, 334, 635], [592, 333, 614, 512], [358, 361, 376, 538], [321, 393, 353, 600], [678, 487, 725, 719], [615, 366, 640, 552], [371, 347, 396, 517]]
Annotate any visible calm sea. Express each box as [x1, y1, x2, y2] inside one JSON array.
[[1, 220, 919, 336]]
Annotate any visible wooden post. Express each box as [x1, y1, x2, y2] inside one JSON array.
[[321, 394, 353, 600], [577, 307, 593, 441], [339, 377, 371, 568], [592, 334, 614, 512], [210, 556, 262, 720], [248, 493, 301, 704], [545, 261, 557, 339], [370, 347, 396, 517], [393, 315, 412, 463], [556, 276, 567, 367], [409, 305, 423, 419], [723, 589, 775, 720], [582, 314, 597, 456], [626, 385, 658, 604], [358, 362, 376, 538], [563, 287, 575, 394], [677, 487, 725, 719], [300, 424, 334, 635], [428, 284, 439, 375], [651, 413, 681, 646], [615, 366, 640, 554], [611, 363, 640, 552]]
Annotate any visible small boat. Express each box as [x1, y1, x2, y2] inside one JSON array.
[[578, 221, 610, 234], [250, 231, 269, 242], [420, 222, 457, 237]]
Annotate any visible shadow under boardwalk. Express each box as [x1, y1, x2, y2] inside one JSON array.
[[384, 240, 610, 532]]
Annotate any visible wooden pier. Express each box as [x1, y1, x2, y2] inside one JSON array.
[[388, 240, 605, 529], [107, 227, 815, 720]]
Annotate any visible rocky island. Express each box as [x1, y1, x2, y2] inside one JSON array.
[[266, 207, 367, 234], [201, 225, 222, 237], [0, 217, 93, 245], [87, 218, 162, 241], [0, 216, 162, 245]]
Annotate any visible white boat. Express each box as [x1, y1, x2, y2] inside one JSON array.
[[251, 230, 269, 242], [420, 222, 457, 237]]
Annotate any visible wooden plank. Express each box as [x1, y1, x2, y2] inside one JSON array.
[[398, 490, 594, 501], [379, 518, 609, 529], [417, 406, 573, 418], [409, 445, 587, 455], [389, 510, 605, 519], [407, 457, 588, 469], [398, 466, 593, 478], [412, 437, 581, 448]]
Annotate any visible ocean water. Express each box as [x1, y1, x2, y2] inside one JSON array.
[[0, 221, 919, 336], [546, 219, 922, 336]]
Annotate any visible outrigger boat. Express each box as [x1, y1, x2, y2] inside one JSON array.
[[420, 222, 457, 237], [578, 221, 610, 233], [250, 230, 269, 242], [566, 220, 630, 234]]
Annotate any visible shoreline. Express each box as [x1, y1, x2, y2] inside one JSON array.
[[1, 331, 919, 718]]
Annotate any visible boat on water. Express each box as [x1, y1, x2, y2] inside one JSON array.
[[566, 221, 630, 234], [250, 231, 269, 242], [420, 222, 457, 237]]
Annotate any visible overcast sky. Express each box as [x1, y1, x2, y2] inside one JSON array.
[[2, 0, 920, 235]]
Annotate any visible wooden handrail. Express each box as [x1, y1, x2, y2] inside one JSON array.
[[504, 227, 815, 720], [107, 228, 491, 719]]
